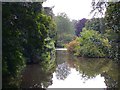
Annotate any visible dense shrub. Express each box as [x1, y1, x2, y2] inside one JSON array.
[[2, 2, 56, 88], [104, 30, 118, 60], [66, 38, 79, 53], [67, 29, 111, 58]]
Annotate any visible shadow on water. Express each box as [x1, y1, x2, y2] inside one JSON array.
[[21, 49, 119, 88], [21, 59, 56, 88]]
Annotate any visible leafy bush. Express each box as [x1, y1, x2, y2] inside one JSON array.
[[66, 38, 79, 53], [104, 30, 118, 60], [68, 29, 111, 58], [2, 3, 56, 88]]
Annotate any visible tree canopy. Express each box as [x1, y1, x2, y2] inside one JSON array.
[[55, 12, 75, 47], [75, 18, 87, 36], [2, 2, 56, 88]]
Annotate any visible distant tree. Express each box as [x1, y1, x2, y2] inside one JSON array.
[[55, 13, 74, 35], [85, 18, 106, 34], [75, 18, 87, 36], [43, 6, 55, 18], [55, 12, 75, 47], [71, 19, 77, 26]]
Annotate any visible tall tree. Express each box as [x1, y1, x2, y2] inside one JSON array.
[[75, 18, 87, 36], [2, 2, 56, 88], [55, 12, 75, 47], [91, 0, 120, 61], [85, 18, 106, 34]]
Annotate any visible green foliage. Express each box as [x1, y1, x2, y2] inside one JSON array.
[[41, 37, 55, 61], [91, 1, 120, 61], [67, 29, 111, 57], [55, 13, 75, 47], [2, 2, 56, 88], [105, 2, 120, 34], [66, 38, 79, 53], [85, 18, 106, 34], [104, 2, 120, 61], [104, 30, 118, 60], [2, 3, 27, 88]]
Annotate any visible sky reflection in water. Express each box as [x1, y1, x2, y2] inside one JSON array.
[[48, 50, 118, 88], [48, 65, 106, 88], [21, 50, 118, 88]]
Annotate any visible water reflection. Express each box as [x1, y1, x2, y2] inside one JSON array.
[[56, 62, 71, 80], [21, 50, 119, 88], [21, 60, 56, 88], [101, 62, 119, 88], [48, 50, 119, 88], [49, 68, 106, 88], [67, 56, 119, 88], [67, 55, 113, 79]]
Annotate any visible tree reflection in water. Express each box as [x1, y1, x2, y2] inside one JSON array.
[[55, 62, 71, 80], [55, 50, 71, 80], [21, 50, 119, 88], [101, 62, 119, 88], [54, 50, 119, 88], [66, 53, 119, 88], [21, 59, 56, 88]]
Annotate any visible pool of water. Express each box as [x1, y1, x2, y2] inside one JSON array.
[[21, 49, 118, 88]]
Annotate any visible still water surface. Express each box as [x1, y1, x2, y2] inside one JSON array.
[[21, 49, 118, 88]]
